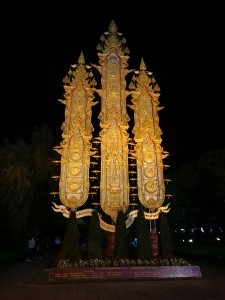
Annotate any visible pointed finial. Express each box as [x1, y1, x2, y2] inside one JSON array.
[[78, 51, 85, 65], [140, 57, 146, 71], [109, 20, 117, 33]]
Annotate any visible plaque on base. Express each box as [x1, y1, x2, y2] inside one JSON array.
[[49, 265, 202, 282]]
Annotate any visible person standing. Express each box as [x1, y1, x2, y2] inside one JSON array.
[[26, 236, 36, 263], [36, 236, 44, 261]]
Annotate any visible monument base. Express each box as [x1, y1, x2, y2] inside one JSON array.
[[49, 265, 202, 282]]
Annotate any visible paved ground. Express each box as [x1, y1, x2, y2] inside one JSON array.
[[0, 255, 225, 300]]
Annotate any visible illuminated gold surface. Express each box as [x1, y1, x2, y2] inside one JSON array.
[[94, 21, 130, 221], [55, 20, 170, 220], [129, 58, 169, 209], [55, 52, 97, 209]]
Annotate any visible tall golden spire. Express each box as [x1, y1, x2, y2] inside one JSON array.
[[93, 21, 130, 221], [140, 57, 147, 70], [63, 51, 96, 89], [96, 19, 129, 56], [129, 58, 167, 210], [55, 52, 97, 209]]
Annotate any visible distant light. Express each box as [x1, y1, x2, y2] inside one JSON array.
[[216, 237, 221, 241], [180, 228, 185, 232], [188, 239, 193, 243], [200, 227, 204, 233]]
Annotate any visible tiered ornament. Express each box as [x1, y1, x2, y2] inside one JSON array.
[[54, 52, 97, 210], [52, 20, 170, 229]]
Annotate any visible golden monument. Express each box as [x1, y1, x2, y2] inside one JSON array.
[[52, 20, 170, 257]]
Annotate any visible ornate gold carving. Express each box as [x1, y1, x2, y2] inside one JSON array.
[[130, 58, 168, 210], [100, 119, 129, 221], [55, 52, 97, 209], [96, 20, 130, 57], [94, 22, 132, 221], [54, 21, 170, 223]]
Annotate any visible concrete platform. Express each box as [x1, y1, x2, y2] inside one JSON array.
[[49, 265, 202, 282]]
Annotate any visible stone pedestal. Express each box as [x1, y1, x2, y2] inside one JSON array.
[[49, 265, 202, 282]]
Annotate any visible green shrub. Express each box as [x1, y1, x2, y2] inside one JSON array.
[[114, 211, 129, 258], [136, 206, 152, 259], [87, 210, 103, 259], [64, 210, 80, 261]]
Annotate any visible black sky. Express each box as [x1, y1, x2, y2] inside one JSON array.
[[0, 3, 224, 168]]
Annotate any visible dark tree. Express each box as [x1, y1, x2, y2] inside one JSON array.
[[168, 149, 225, 232], [0, 139, 32, 245], [87, 210, 103, 259], [114, 211, 129, 258], [29, 125, 55, 236], [64, 210, 80, 261], [0, 125, 56, 247], [158, 212, 173, 257], [136, 205, 152, 260]]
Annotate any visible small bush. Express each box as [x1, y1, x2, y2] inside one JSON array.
[[57, 257, 190, 268]]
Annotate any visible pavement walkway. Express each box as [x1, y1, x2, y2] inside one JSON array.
[[0, 255, 225, 300]]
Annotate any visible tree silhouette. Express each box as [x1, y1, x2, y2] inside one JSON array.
[[169, 149, 225, 231], [158, 212, 173, 257], [114, 210, 129, 258], [64, 210, 80, 261], [136, 205, 152, 260], [0, 139, 32, 244], [28, 125, 55, 236], [0, 125, 55, 246], [87, 210, 103, 259]]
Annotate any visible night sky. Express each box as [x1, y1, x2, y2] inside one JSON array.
[[0, 3, 224, 169]]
